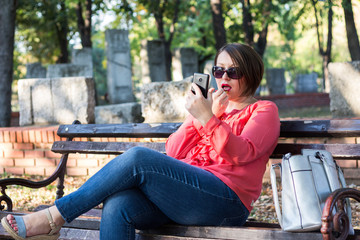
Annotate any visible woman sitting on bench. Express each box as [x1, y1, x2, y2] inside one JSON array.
[[2, 43, 280, 240]]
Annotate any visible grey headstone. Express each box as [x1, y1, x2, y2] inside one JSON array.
[[140, 40, 167, 83], [173, 48, 198, 81], [266, 68, 286, 95], [18, 77, 95, 126], [95, 103, 144, 124], [328, 61, 360, 118], [26, 63, 46, 78], [46, 64, 92, 78], [141, 77, 192, 123], [72, 47, 93, 75], [294, 73, 318, 93], [105, 29, 135, 104]]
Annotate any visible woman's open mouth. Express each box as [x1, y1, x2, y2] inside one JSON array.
[[222, 84, 232, 92]]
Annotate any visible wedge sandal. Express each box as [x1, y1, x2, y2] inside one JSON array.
[[1, 208, 61, 240]]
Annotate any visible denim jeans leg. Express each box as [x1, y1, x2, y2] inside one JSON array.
[[55, 146, 249, 239], [100, 189, 170, 240]]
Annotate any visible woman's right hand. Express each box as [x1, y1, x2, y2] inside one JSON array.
[[211, 88, 229, 118]]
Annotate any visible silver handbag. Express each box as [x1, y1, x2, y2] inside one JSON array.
[[270, 149, 353, 233]]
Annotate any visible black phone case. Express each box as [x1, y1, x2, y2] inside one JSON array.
[[192, 73, 210, 98]]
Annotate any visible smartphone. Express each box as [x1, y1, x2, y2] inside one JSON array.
[[191, 73, 210, 98]]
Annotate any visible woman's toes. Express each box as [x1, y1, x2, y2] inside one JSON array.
[[5, 214, 18, 232], [6, 214, 15, 221]]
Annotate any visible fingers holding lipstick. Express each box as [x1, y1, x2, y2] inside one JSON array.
[[212, 88, 229, 117]]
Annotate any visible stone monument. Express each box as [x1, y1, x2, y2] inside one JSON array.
[[46, 64, 92, 78], [72, 47, 93, 74], [203, 60, 217, 89], [140, 40, 167, 83], [105, 29, 135, 104], [95, 103, 144, 124], [18, 77, 96, 126], [294, 73, 318, 93], [141, 76, 192, 123], [173, 48, 198, 81], [266, 68, 286, 95], [26, 63, 46, 78], [328, 61, 360, 118]]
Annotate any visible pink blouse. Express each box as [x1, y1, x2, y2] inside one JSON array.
[[165, 100, 280, 211]]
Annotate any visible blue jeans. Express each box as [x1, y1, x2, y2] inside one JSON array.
[[55, 147, 249, 239]]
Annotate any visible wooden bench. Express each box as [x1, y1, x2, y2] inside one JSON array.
[[1, 119, 360, 239]]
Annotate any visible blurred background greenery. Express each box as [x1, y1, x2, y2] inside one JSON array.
[[10, 0, 360, 110]]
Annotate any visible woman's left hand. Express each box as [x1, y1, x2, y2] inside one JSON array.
[[185, 83, 214, 126]]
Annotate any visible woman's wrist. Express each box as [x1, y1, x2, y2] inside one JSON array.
[[198, 113, 214, 127]]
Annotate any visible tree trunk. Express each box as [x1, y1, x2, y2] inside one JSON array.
[[241, 0, 254, 47], [312, 0, 333, 92], [153, 0, 180, 82], [56, 1, 69, 63], [154, 10, 171, 81], [241, 0, 270, 58], [210, 0, 226, 50], [0, 0, 16, 127], [76, 0, 92, 48], [254, 0, 271, 58], [342, 0, 360, 61]]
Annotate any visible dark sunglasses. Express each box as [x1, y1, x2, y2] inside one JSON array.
[[212, 66, 242, 79]]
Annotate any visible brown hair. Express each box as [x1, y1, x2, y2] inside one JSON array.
[[214, 43, 264, 97]]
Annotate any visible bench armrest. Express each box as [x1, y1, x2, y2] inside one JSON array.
[[321, 188, 360, 240]]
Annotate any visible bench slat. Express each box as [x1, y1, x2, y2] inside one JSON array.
[[280, 119, 360, 137], [138, 225, 324, 240], [272, 143, 360, 159], [57, 122, 182, 138], [56, 120, 360, 138], [51, 141, 166, 154], [52, 141, 360, 159]]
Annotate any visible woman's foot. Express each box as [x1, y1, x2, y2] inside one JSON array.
[[2, 206, 65, 238]]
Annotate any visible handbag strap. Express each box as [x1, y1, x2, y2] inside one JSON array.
[[270, 163, 283, 228]]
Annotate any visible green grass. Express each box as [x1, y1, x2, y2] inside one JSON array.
[[279, 106, 331, 119]]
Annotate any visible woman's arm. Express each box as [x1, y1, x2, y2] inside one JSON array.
[[165, 115, 202, 159]]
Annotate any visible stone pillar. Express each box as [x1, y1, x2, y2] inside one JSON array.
[[105, 29, 135, 104], [266, 68, 286, 95], [72, 47, 93, 75], [294, 73, 318, 93], [18, 77, 96, 126], [328, 61, 360, 118], [173, 48, 198, 81], [140, 40, 167, 83], [26, 63, 47, 78]]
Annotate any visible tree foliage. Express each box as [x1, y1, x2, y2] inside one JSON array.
[[10, 0, 360, 104], [16, 0, 75, 63]]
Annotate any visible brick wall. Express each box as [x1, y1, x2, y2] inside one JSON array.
[[1, 125, 359, 184], [0, 125, 117, 177]]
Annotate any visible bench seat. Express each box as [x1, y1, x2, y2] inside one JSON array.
[[1, 119, 360, 240]]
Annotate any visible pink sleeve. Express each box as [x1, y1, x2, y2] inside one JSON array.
[[165, 115, 203, 159], [204, 102, 280, 165]]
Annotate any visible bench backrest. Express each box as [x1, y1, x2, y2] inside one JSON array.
[[52, 119, 360, 160]]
